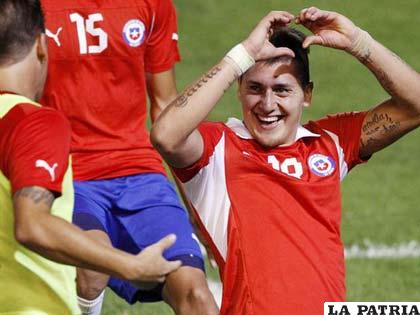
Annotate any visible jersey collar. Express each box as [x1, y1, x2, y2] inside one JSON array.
[[226, 117, 320, 141]]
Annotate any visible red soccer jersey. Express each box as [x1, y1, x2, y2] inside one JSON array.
[[41, 0, 180, 180], [0, 95, 71, 195], [173, 112, 368, 315]]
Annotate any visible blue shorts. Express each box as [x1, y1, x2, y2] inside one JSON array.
[[72, 173, 204, 303]]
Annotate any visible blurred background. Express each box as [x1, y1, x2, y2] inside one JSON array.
[[104, 1, 420, 313]]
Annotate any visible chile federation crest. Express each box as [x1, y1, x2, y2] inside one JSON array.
[[308, 154, 336, 177], [123, 19, 146, 47]]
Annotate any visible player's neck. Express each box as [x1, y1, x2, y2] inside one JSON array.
[[0, 42, 44, 101], [0, 63, 38, 101]]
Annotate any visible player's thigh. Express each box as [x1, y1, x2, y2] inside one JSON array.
[[72, 180, 113, 235], [113, 173, 203, 260], [108, 174, 206, 303], [116, 204, 203, 261], [108, 205, 207, 304]]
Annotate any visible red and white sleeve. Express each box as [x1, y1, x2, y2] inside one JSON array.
[[314, 111, 369, 171], [6, 108, 71, 195], [172, 122, 225, 182]]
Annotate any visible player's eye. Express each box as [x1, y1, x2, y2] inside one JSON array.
[[273, 86, 290, 95], [247, 84, 262, 93]]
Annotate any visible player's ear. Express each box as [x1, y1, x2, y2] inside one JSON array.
[[303, 81, 313, 108], [36, 33, 48, 65]]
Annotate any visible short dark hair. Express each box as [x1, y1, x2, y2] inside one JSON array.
[[0, 0, 45, 66], [267, 27, 310, 87]]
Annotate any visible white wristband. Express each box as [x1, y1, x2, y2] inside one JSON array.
[[347, 28, 373, 60], [224, 44, 255, 76]]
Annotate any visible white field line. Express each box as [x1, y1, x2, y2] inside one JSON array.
[[344, 240, 420, 259], [205, 241, 420, 307]]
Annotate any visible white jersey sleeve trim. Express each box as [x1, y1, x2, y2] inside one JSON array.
[[323, 129, 349, 181], [183, 133, 230, 261]]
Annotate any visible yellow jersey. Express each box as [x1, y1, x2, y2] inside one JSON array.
[[0, 93, 79, 315]]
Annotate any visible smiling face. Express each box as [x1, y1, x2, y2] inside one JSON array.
[[238, 57, 313, 148]]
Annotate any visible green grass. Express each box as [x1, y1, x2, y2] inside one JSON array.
[[346, 259, 420, 301], [104, 0, 420, 312], [103, 290, 173, 315]]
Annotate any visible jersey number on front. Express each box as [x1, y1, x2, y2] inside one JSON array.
[[267, 155, 303, 179], [70, 13, 108, 54]]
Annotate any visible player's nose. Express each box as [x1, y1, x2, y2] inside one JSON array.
[[260, 90, 277, 112]]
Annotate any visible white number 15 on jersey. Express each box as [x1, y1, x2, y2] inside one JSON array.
[[70, 13, 108, 54]]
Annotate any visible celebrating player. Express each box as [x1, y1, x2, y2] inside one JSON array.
[[40, 0, 218, 314], [151, 8, 420, 315], [0, 1, 182, 314]]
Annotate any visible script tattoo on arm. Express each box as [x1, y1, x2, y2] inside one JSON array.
[[173, 66, 222, 108], [14, 187, 55, 208], [360, 112, 401, 155]]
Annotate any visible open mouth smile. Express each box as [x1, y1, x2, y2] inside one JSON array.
[[256, 114, 286, 129]]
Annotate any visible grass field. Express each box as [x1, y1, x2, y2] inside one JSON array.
[[103, 0, 420, 313]]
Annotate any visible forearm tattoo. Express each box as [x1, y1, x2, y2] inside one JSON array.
[[173, 66, 222, 108], [363, 50, 408, 96], [360, 112, 401, 153], [358, 48, 372, 65], [14, 187, 55, 207]]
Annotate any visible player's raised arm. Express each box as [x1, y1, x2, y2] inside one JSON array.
[[297, 7, 420, 158], [151, 11, 295, 168]]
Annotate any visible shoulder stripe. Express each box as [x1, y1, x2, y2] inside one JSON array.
[[323, 129, 348, 181], [183, 133, 230, 261]]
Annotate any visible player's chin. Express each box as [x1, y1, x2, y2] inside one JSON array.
[[253, 130, 285, 148]]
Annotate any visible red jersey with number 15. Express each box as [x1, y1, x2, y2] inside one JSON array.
[[41, 0, 180, 180], [173, 112, 368, 315]]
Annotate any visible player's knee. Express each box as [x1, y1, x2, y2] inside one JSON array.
[[178, 285, 218, 315], [76, 270, 109, 300], [189, 285, 215, 307], [164, 266, 218, 314]]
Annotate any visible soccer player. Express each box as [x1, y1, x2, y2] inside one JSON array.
[[0, 1, 182, 314], [151, 8, 420, 315], [40, 0, 218, 314]]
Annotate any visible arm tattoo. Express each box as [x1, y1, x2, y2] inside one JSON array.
[[359, 47, 372, 64], [375, 69, 395, 96], [360, 112, 401, 153], [173, 66, 222, 108], [363, 50, 408, 96], [14, 187, 55, 207]]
